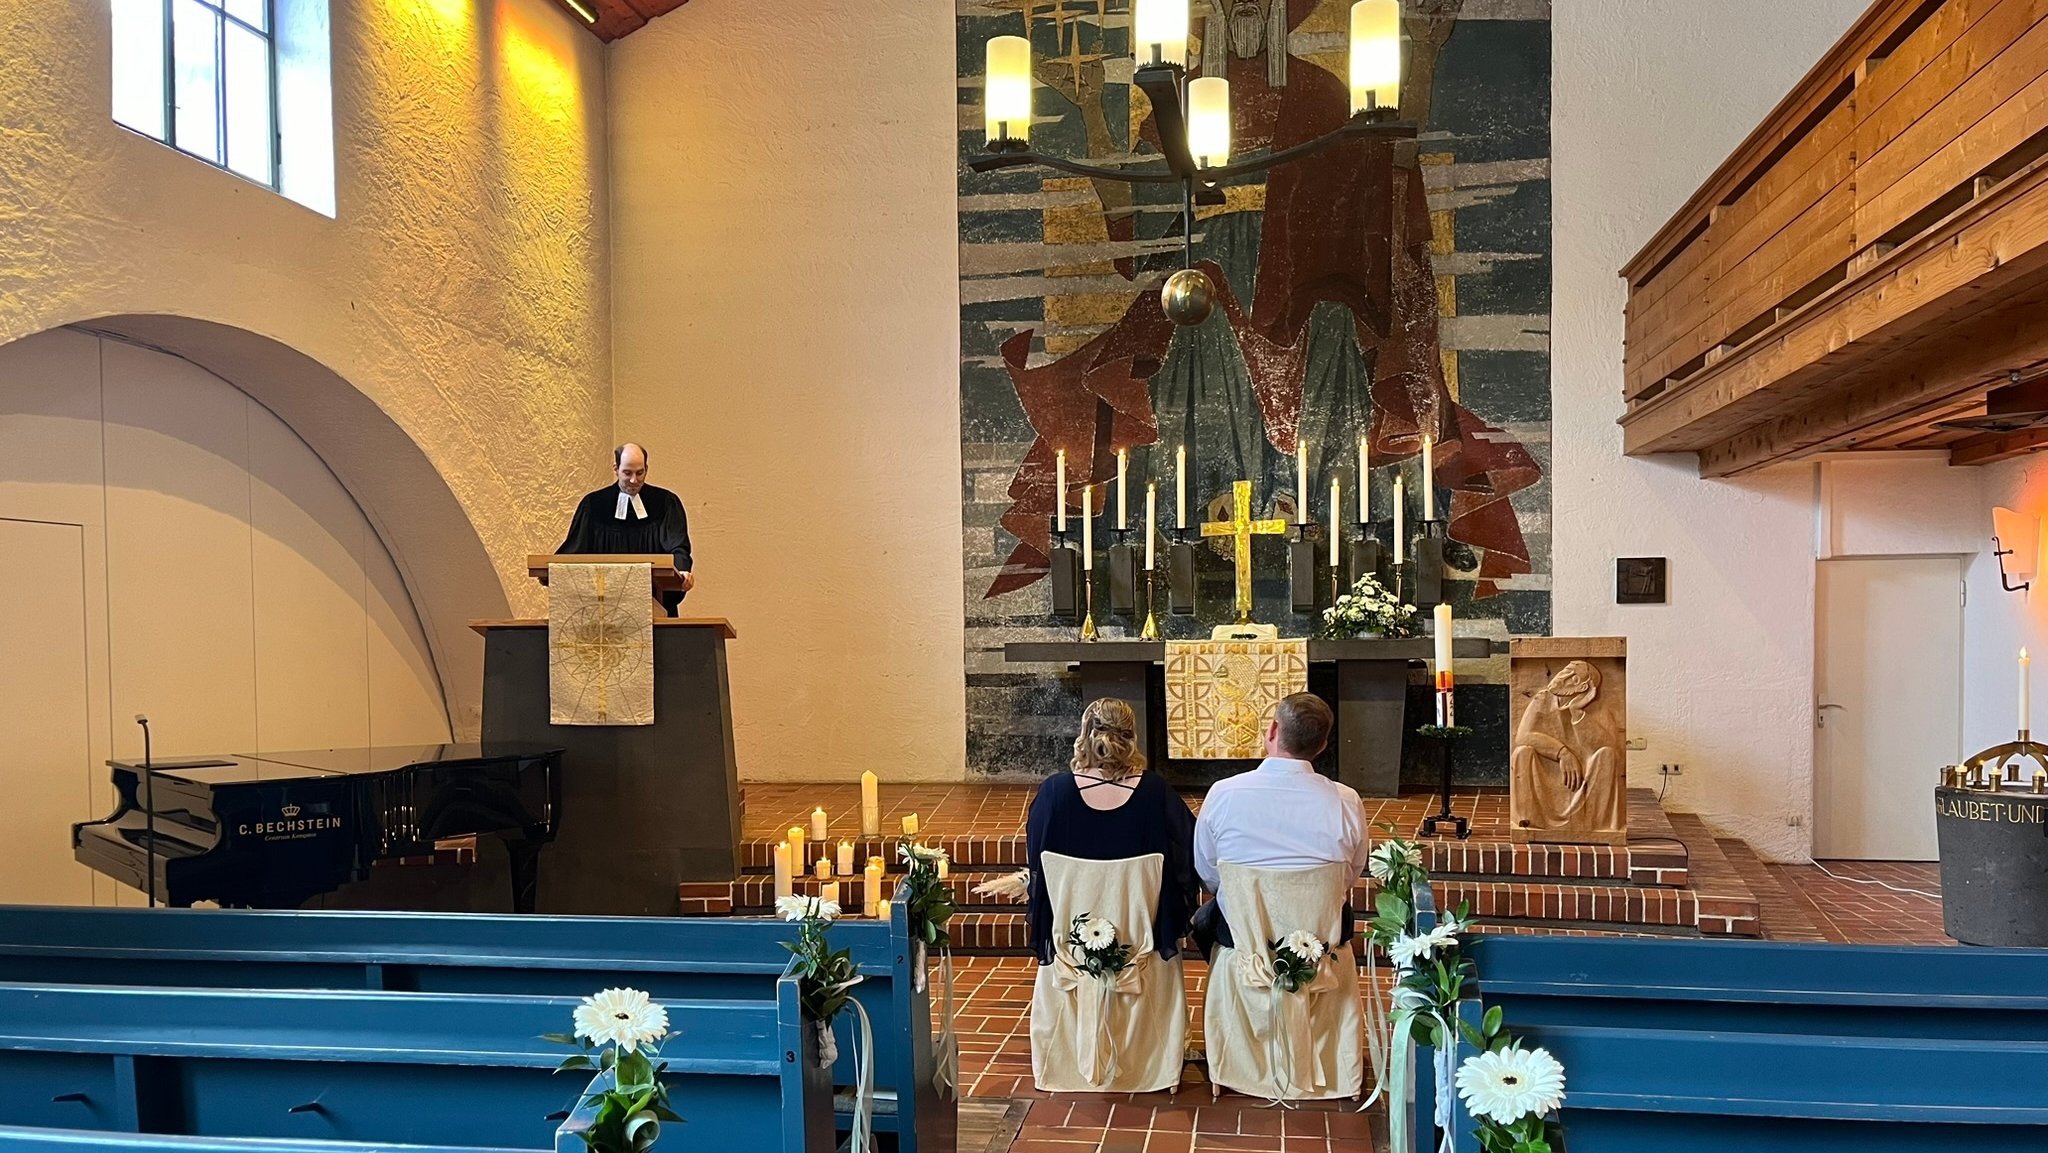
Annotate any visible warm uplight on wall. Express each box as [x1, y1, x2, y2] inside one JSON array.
[[984, 35, 1033, 147], [1994, 506, 2039, 594], [1186, 77, 1230, 168], [1133, 0, 1189, 68], [1350, 0, 1402, 113]]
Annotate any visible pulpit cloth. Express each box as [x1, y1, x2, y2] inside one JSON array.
[[1164, 640, 1309, 759], [546, 562, 655, 726]]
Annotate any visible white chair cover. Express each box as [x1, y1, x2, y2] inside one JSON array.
[[1204, 861, 1363, 1100], [1029, 851, 1187, 1093]]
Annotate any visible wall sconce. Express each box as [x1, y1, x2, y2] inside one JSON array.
[[1993, 506, 2038, 593]]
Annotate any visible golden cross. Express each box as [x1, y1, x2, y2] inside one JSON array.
[[1201, 480, 1289, 624]]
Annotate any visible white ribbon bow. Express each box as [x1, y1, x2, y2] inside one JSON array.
[[1049, 953, 1146, 1088]]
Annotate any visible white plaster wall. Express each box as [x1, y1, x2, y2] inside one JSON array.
[[1967, 458, 2048, 756], [0, 0, 614, 736], [1553, 1, 1869, 860], [0, 327, 448, 906], [608, 2, 966, 781]]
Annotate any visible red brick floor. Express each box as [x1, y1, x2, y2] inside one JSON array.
[[1767, 860, 1951, 946]]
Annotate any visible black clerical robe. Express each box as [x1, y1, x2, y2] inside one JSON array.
[[557, 484, 693, 614]]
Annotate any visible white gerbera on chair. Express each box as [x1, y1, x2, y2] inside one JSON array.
[[1029, 851, 1187, 1093], [1204, 861, 1363, 1101]]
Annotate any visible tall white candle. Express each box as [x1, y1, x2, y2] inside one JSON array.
[[1056, 448, 1067, 533], [1393, 473, 1406, 564], [772, 841, 793, 900], [860, 771, 879, 837], [864, 861, 884, 918], [1421, 435, 1435, 520], [1358, 434, 1370, 523], [787, 825, 805, 866], [1434, 602, 1454, 686], [1082, 486, 1094, 570], [1176, 443, 1188, 528], [1296, 436, 1310, 524], [1117, 448, 1129, 528], [810, 807, 828, 842], [1330, 476, 1342, 569], [2023, 647, 2033, 733], [836, 839, 855, 876], [1146, 482, 1158, 571]]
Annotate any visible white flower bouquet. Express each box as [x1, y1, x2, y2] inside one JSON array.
[[897, 840, 955, 949], [1455, 1043, 1566, 1153], [777, 892, 863, 1063], [544, 988, 679, 1153], [1316, 573, 1419, 639], [1065, 912, 1134, 979], [1268, 929, 1329, 993]]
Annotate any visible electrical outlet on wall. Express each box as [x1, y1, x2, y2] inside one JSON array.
[[1658, 763, 1682, 776], [1626, 737, 1648, 751], [1786, 813, 1805, 828]]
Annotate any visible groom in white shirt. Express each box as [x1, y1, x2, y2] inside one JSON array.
[[1191, 693, 1372, 960]]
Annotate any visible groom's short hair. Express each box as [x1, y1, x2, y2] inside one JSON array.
[[1272, 693, 1333, 758]]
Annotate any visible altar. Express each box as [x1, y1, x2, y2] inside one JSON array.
[[1003, 636, 1497, 795]]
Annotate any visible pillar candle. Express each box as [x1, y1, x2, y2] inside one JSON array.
[[1056, 448, 1067, 533], [810, 807, 828, 841], [1392, 473, 1406, 564], [864, 860, 884, 917], [820, 880, 840, 908], [772, 841, 793, 900], [786, 826, 805, 865], [860, 771, 879, 837], [1117, 448, 1129, 529], [2023, 648, 2033, 733], [836, 840, 854, 876], [1145, 483, 1158, 571], [814, 855, 831, 880], [1296, 436, 1309, 524], [1082, 487, 1093, 570], [877, 898, 892, 922], [936, 857, 950, 881], [1421, 435, 1435, 519], [1358, 434, 1370, 523], [1176, 443, 1188, 528], [1434, 602, 1454, 689], [901, 813, 920, 836], [1330, 476, 1342, 569]]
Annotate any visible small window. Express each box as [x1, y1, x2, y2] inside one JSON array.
[[112, 0, 333, 216]]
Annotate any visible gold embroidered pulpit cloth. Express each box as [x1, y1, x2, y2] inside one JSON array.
[[547, 562, 655, 725], [1164, 640, 1309, 759]]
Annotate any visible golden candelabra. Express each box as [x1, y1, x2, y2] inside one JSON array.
[[1080, 576, 1098, 641], [1140, 569, 1160, 640], [1957, 728, 2048, 790]]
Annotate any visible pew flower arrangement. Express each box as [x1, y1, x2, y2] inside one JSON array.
[[544, 988, 681, 1153], [1268, 930, 1328, 993], [1066, 913, 1133, 978], [1316, 573, 1418, 639], [1456, 1041, 1567, 1153], [776, 894, 862, 1067], [897, 841, 956, 950]]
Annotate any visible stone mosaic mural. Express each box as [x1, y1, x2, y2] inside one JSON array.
[[958, 0, 1551, 783]]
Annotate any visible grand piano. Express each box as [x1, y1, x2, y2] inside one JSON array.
[[72, 743, 564, 912]]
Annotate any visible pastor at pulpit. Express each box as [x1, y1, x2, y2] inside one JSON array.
[[557, 442, 695, 614]]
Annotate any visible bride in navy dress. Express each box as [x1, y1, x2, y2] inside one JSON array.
[[1024, 699, 1199, 963]]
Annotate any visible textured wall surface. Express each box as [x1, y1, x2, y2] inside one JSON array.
[[0, 0, 612, 735], [609, 1, 968, 781], [1551, 0, 1867, 860]]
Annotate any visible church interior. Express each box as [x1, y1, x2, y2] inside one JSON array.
[[3, 0, 2047, 1151]]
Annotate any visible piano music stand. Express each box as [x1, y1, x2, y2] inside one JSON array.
[[528, 554, 686, 616]]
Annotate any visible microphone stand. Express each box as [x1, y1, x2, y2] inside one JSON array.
[[136, 716, 157, 907]]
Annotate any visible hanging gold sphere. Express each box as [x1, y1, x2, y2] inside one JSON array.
[[1160, 267, 1215, 326]]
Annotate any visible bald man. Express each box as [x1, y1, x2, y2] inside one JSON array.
[[556, 442, 695, 614]]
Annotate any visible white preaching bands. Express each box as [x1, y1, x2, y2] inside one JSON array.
[[615, 491, 648, 521]]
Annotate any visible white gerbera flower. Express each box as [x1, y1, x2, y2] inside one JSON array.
[[775, 894, 839, 922], [900, 842, 948, 866], [1078, 916, 1118, 950], [1279, 929, 1325, 963], [573, 988, 669, 1053], [1456, 1046, 1566, 1123], [1367, 840, 1421, 882]]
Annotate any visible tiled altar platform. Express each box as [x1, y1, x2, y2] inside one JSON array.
[[678, 782, 1773, 945]]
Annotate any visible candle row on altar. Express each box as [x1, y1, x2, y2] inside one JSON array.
[[1054, 435, 1442, 534]]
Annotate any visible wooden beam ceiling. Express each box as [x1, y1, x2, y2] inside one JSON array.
[[548, 0, 689, 42]]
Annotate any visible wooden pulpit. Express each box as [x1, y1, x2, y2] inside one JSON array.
[[470, 553, 738, 915], [527, 553, 687, 611]]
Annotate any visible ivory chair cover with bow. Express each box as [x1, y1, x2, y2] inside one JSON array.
[[1204, 861, 1363, 1101], [1030, 852, 1187, 1093]]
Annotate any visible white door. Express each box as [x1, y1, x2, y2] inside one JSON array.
[[1815, 556, 1962, 860], [0, 518, 97, 904]]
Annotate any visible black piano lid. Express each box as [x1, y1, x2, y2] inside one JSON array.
[[106, 742, 564, 784]]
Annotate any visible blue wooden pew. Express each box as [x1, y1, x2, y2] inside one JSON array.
[[0, 980, 826, 1153], [0, 904, 951, 1153], [1414, 935, 2048, 1153], [0, 1127, 527, 1153]]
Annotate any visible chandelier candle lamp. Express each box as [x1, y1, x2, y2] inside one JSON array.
[[973, 0, 1414, 327]]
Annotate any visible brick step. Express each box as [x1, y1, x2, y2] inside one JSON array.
[[942, 910, 1697, 955]]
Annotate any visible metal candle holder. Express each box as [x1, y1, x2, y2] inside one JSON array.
[[1141, 567, 1161, 640], [1961, 729, 2048, 789]]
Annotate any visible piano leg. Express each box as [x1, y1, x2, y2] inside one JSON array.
[[506, 837, 544, 914]]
